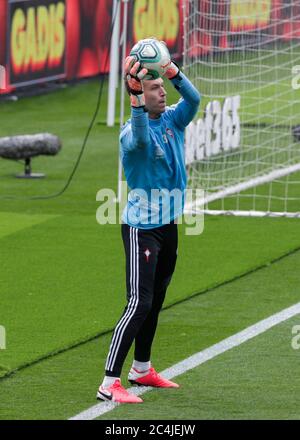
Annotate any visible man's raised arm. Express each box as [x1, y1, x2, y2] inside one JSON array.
[[165, 59, 201, 129], [121, 56, 150, 153]]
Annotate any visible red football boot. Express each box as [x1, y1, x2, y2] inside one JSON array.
[[97, 379, 143, 403], [128, 367, 179, 388]]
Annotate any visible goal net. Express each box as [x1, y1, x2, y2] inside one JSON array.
[[183, 0, 300, 217]]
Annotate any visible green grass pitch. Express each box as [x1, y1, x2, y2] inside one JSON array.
[[0, 248, 300, 419], [0, 74, 300, 419]]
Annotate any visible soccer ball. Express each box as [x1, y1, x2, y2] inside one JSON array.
[[129, 38, 171, 80]]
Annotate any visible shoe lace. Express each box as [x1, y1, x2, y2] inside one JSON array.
[[112, 380, 128, 394], [150, 368, 161, 380], [150, 368, 171, 385]]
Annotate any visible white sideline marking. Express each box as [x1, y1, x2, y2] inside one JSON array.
[[69, 301, 300, 420], [184, 162, 300, 212]]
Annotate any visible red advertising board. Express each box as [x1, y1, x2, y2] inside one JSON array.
[[230, 0, 272, 32], [65, 0, 182, 80], [65, 0, 113, 79], [182, 0, 300, 57], [8, 0, 66, 87], [0, 0, 183, 94], [0, 1, 8, 90], [130, 0, 183, 58], [1, 0, 299, 95]]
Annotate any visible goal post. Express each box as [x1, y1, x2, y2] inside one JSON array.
[[183, 0, 300, 218]]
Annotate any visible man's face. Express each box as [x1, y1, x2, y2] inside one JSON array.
[[143, 78, 167, 118]]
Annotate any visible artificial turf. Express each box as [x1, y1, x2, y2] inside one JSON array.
[[0, 247, 299, 419], [1, 77, 300, 380], [99, 315, 300, 420], [1, 213, 300, 377]]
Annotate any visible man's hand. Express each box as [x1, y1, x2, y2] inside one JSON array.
[[164, 61, 180, 80], [158, 41, 180, 80], [124, 56, 148, 108]]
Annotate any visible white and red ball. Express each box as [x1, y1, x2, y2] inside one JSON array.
[[130, 38, 171, 80]]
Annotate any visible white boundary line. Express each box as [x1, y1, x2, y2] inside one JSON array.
[[184, 163, 300, 210], [69, 301, 300, 420]]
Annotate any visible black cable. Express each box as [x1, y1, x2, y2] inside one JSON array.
[[0, 0, 122, 200]]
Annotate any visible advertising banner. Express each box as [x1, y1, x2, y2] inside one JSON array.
[[183, 0, 300, 57], [1, 0, 299, 94], [0, 0, 182, 92], [8, 0, 66, 87], [130, 0, 182, 59], [230, 0, 272, 32], [66, 0, 182, 80], [65, 0, 112, 80]]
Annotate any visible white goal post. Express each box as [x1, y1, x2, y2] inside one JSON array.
[[183, 0, 300, 218]]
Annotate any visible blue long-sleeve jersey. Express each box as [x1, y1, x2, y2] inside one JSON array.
[[120, 72, 201, 229]]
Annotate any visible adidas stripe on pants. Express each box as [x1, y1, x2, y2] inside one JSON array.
[[105, 221, 178, 377]]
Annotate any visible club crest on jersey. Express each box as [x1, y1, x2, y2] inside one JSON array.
[[166, 128, 174, 138], [144, 248, 151, 262]]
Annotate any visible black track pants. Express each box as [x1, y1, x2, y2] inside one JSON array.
[[105, 222, 178, 377]]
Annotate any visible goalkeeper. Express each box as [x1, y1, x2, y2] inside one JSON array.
[[97, 40, 200, 404]]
